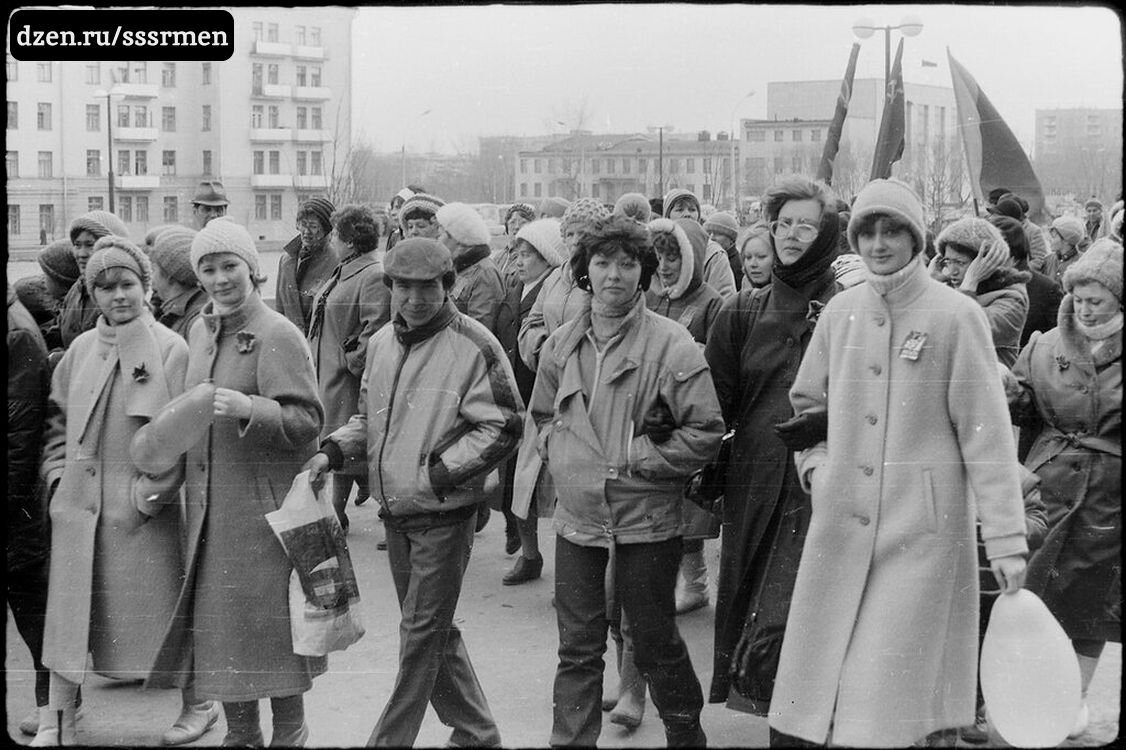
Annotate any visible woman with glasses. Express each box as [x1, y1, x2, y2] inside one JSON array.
[[275, 198, 339, 335], [703, 177, 841, 716]]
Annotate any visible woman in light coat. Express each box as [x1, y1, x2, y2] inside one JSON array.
[[35, 238, 208, 745], [770, 179, 1028, 747], [151, 218, 325, 747], [1009, 238, 1122, 739]]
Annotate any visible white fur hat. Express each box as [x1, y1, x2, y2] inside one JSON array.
[[436, 202, 491, 248], [515, 218, 566, 268]]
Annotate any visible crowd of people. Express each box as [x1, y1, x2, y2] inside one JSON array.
[[6, 174, 1121, 748]]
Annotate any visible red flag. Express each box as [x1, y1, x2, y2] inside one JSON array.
[[870, 38, 905, 180], [947, 49, 1047, 223], [816, 42, 861, 185]]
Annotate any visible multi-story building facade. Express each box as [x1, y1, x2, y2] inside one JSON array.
[[5, 8, 354, 251], [1033, 108, 1122, 203]]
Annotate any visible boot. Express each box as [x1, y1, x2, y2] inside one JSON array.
[[1068, 654, 1100, 739], [603, 637, 623, 712], [162, 699, 220, 745], [665, 719, 706, 748], [222, 701, 264, 747], [29, 706, 77, 747], [269, 695, 308, 747], [608, 645, 646, 730], [675, 548, 710, 614]]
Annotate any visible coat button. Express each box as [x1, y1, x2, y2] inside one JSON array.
[[866, 414, 878, 425], [870, 364, 882, 375], [206, 346, 215, 355], [86, 466, 96, 476], [874, 316, 886, 326], [555, 420, 563, 428], [857, 515, 871, 526], [786, 337, 796, 347], [862, 465, 874, 476], [1072, 462, 1082, 472], [608, 467, 618, 478]]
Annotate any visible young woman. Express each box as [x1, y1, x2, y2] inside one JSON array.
[[739, 223, 774, 289]]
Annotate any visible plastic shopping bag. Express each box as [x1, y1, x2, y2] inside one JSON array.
[[265, 471, 364, 656]]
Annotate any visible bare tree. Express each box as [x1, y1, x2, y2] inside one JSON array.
[[909, 136, 970, 235]]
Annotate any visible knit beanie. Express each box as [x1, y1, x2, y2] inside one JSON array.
[[69, 210, 129, 244], [150, 226, 200, 287], [703, 211, 739, 242], [436, 203, 491, 247], [662, 188, 700, 219], [1085, 198, 1104, 211], [384, 237, 453, 281], [190, 216, 261, 278], [143, 224, 181, 250], [700, 203, 717, 221], [1051, 216, 1086, 248], [847, 178, 926, 257], [539, 196, 571, 219], [85, 236, 152, 295], [830, 253, 867, 289], [515, 218, 566, 268], [1062, 238, 1123, 302], [613, 192, 652, 224], [399, 193, 445, 231], [297, 197, 336, 233], [504, 202, 537, 228], [936, 217, 1005, 259], [38, 238, 81, 287], [560, 197, 610, 238]]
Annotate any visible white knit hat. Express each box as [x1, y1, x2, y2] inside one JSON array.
[[190, 216, 261, 278], [515, 218, 566, 268], [848, 179, 926, 256], [436, 202, 491, 247]]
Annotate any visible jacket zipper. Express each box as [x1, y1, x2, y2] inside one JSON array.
[[375, 342, 411, 512]]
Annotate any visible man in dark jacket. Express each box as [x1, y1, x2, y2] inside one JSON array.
[[275, 197, 338, 334]]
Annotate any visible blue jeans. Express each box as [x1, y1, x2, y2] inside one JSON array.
[[551, 535, 704, 747], [368, 515, 500, 748]]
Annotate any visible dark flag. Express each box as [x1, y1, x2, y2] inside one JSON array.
[[816, 42, 861, 185], [947, 49, 1047, 223], [870, 38, 905, 180]]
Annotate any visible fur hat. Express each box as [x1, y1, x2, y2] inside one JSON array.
[[560, 197, 610, 238], [936, 217, 1006, 259], [515, 218, 566, 268], [436, 203, 491, 248], [831, 252, 867, 289], [384, 237, 454, 281], [1051, 216, 1086, 248], [703, 211, 739, 242], [988, 196, 1024, 220], [539, 197, 571, 219], [847, 178, 926, 257], [190, 216, 261, 278], [1063, 238, 1123, 302], [38, 238, 81, 287], [504, 202, 537, 228], [1085, 198, 1104, 211], [297, 197, 336, 233], [150, 227, 200, 287], [613, 193, 651, 224], [69, 210, 129, 244], [662, 188, 700, 219], [399, 193, 445, 231], [85, 236, 152, 295], [191, 180, 229, 207]]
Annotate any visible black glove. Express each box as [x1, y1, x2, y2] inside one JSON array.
[[772, 411, 828, 451], [642, 398, 677, 444]]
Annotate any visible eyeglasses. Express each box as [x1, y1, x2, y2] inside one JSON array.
[[940, 257, 970, 271], [769, 220, 819, 243]]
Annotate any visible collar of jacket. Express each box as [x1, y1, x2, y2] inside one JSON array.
[[200, 290, 268, 338], [865, 254, 933, 307], [392, 298, 459, 347], [159, 285, 207, 317], [1057, 294, 1123, 368], [552, 292, 647, 368], [453, 244, 491, 274], [977, 267, 1033, 297], [284, 233, 328, 261]]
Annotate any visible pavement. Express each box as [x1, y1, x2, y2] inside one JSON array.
[[5, 501, 1120, 747]]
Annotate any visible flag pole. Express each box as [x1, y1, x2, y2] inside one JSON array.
[[816, 42, 861, 186]]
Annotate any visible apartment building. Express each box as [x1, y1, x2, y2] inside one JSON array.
[[1033, 108, 1122, 201]]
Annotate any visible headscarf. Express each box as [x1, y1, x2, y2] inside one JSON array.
[[770, 199, 840, 291]]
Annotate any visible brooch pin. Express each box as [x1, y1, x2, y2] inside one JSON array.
[[236, 331, 257, 354], [132, 363, 150, 383], [806, 300, 826, 324], [1055, 354, 1070, 371], [899, 331, 927, 361]]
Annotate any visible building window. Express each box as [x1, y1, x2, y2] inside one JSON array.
[[296, 106, 307, 129], [534, 183, 542, 197], [135, 151, 148, 176], [252, 63, 262, 95], [117, 105, 130, 128], [270, 194, 282, 220], [38, 151, 52, 178], [255, 194, 267, 220], [607, 159, 616, 174], [622, 159, 630, 175], [8, 205, 20, 236], [202, 150, 213, 176], [133, 105, 148, 128], [519, 183, 527, 197], [269, 151, 280, 174], [202, 62, 211, 85], [132, 62, 147, 84], [85, 64, 100, 85], [310, 27, 321, 46], [162, 106, 176, 132], [162, 63, 176, 88], [591, 159, 600, 174], [748, 130, 765, 142], [114, 64, 128, 82], [86, 104, 100, 131], [810, 129, 821, 142], [37, 103, 51, 130], [792, 129, 802, 142], [311, 107, 322, 129], [86, 150, 100, 176], [773, 156, 784, 173], [118, 150, 130, 175], [296, 66, 307, 87], [163, 196, 177, 222], [136, 196, 149, 223], [252, 21, 263, 40], [267, 23, 279, 42], [251, 105, 264, 128], [88, 197, 104, 212], [311, 151, 322, 175], [638, 158, 647, 173], [296, 25, 306, 45], [253, 151, 264, 174], [202, 104, 211, 132], [6, 58, 17, 82], [7, 101, 16, 129], [37, 62, 52, 82], [519, 160, 527, 174], [669, 158, 680, 174], [296, 151, 307, 175], [39, 205, 54, 235], [268, 105, 279, 129], [702, 158, 711, 174], [702, 184, 712, 201], [267, 64, 278, 85], [534, 159, 542, 174], [118, 195, 132, 223], [791, 156, 802, 173], [310, 67, 321, 87], [162, 150, 176, 176], [6, 150, 18, 177]]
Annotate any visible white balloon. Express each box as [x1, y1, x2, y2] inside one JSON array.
[[981, 589, 1081, 747]]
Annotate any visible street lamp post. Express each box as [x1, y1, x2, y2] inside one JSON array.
[[94, 88, 124, 212], [729, 90, 756, 215], [852, 16, 924, 91]]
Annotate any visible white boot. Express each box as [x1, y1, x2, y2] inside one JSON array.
[[675, 549, 709, 614], [1068, 654, 1100, 739], [29, 706, 77, 746]]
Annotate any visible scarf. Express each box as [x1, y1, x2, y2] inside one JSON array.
[[392, 298, 459, 347], [864, 254, 923, 296], [307, 251, 364, 340], [590, 289, 643, 346], [1079, 311, 1124, 366], [770, 200, 840, 290]]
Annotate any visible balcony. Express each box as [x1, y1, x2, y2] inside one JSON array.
[[292, 85, 331, 100], [249, 127, 291, 142], [117, 175, 160, 189], [115, 83, 159, 98], [292, 45, 325, 60], [294, 174, 329, 190], [253, 83, 291, 98], [253, 39, 290, 56], [293, 128, 332, 143], [250, 173, 293, 188], [114, 127, 159, 141]]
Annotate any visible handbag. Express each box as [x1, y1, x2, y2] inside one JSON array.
[[265, 471, 365, 656], [684, 429, 735, 515]]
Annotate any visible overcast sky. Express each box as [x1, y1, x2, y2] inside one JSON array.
[[352, 3, 1122, 155]]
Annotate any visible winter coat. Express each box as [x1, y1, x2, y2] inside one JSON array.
[[647, 217, 725, 345], [275, 235, 338, 335], [769, 258, 1028, 747], [156, 285, 209, 340], [40, 312, 189, 684], [8, 286, 50, 573], [308, 252, 392, 448], [517, 264, 591, 372], [703, 239, 737, 300], [57, 280, 100, 348], [451, 250, 505, 332], [1012, 298, 1121, 642], [1020, 269, 1065, 347], [327, 300, 523, 518], [958, 267, 1031, 367], [529, 297, 724, 547], [1043, 245, 1082, 288], [703, 271, 838, 705], [1024, 218, 1049, 273], [151, 292, 326, 700]]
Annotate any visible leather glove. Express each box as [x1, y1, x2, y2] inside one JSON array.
[[642, 398, 677, 444], [772, 411, 828, 451]]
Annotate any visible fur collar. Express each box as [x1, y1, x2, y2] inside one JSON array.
[[1057, 295, 1123, 367]]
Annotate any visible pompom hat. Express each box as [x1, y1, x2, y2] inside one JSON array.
[[560, 197, 610, 238], [436, 203, 491, 247], [85, 236, 152, 295], [1063, 238, 1123, 302], [150, 226, 200, 287], [703, 211, 740, 242], [613, 193, 652, 224], [847, 178, 926, 257], [69, 210, 129, 244], [38, 238, 81, 287], [398, 193, 445, 231], [190, 216, 261, 278], [504, 202, 537, 228], [515, 218, 566, 268], [1051, 216, 1086, 248], [384, 237, 454, 281], [936, 217, 1006, 259]]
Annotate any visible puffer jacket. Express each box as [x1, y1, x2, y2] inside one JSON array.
[[326, 300, 524, 516], [530, 296, 725, 546]]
